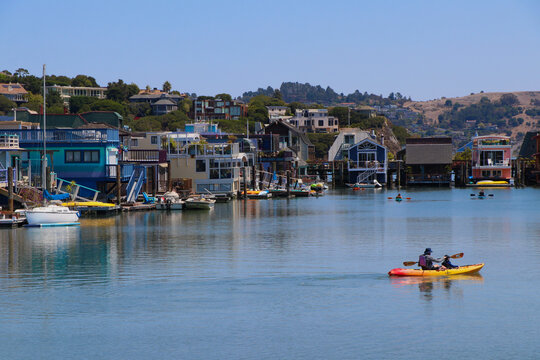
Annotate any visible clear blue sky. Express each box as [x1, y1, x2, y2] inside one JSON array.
[[2, 0, 539, 100]]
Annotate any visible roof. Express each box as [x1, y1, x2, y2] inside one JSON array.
[[518, 131, 540, 159], [265, 120, 314, 146], [0, 83, 27, 95], [406, 137, 452, 145], [406, 140, 453, 165], [152, 98, 177, 106]]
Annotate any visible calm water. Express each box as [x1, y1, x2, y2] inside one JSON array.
[[1, 188, 540, 359]]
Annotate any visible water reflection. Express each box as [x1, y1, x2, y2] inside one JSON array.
[[390, 274, 484, 301]]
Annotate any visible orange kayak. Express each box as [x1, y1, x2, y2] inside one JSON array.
[[388, 263, 484, 277]]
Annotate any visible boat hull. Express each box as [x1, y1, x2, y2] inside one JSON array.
[[388, 263, 484, 277], [26, 210, 79, 225]]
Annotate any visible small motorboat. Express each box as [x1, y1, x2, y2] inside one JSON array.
[[388, 263, 484, 277], [346, 180, 382, 188], [156, 191, 184, 210], [0, 210, 27, 228], [246, 190, 272, 199], [184, 196, 216, 210]]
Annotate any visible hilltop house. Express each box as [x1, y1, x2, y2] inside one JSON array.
[[129, 90, 185, 116], [190, 98, 247, 121], [266, 106, 289, 122], [0, 83, 27, 104], [46, 85, 106, 105], [288, 109, 339, 133]]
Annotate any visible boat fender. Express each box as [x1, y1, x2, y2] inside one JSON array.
[[76, 211, 81, 218]]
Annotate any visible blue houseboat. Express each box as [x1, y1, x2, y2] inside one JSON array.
[[1, 128, 121, 194], [348, 137, 387, 185]]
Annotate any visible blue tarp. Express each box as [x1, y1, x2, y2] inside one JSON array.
[[43, 190, 70, 201]]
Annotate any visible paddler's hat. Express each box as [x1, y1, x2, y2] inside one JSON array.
[[424, 248, 432, 254]]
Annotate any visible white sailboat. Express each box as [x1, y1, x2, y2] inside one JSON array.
[[25, 65, 80, 226]]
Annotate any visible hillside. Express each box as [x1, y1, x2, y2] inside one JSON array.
[[404, 91, 540, 135], [403, 91, 540, 151]]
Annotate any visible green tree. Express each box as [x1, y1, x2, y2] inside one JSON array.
[[215, 93, 232, 101], [0, 95, 16, 114], [14, 68, 29, 78], [72, 75, 99, 87], [106, 80, 139, 102], [23, 93, 43, 112], [128, 102, 152, 117], [273, 89, 282, 101], [69, 96, 97, 113], [163, 81, 172, 93], [454, 148, 471, 161], [89, 99, 126, 115], [500, 93, 519, 106], [46, 90, 64, 107]]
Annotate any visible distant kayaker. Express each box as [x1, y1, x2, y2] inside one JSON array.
[[479, 190, 485, 197], [442, 255, 458, 269], [418, 248, 446, 270]]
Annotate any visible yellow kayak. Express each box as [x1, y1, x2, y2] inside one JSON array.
[[61, 201, 116, 207], [388, 263, 484, 276]]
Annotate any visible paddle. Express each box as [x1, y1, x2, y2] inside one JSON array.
[[403, 252, 464, 266]]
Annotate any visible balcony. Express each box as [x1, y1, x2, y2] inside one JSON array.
[[0, 129, 119, 145], [349, 160, 385, 171], [473, 160, 510, 168], [121, 149, 167, 163]]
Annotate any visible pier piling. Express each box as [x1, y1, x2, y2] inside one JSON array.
[[116, 164, 121, 205], [8, 167, 13, 212]]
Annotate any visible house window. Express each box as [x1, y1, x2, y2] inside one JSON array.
[[344, 135, 354, 144], [65, 150, 99, 163], [196, 160, 206, 172], [151, 136, 158, 145], [318, 120, 324, 127], [130, 139, 138, 147]]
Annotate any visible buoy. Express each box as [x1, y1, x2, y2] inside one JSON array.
[[387, 197, 393, 199], [406, 197, 411, 200]]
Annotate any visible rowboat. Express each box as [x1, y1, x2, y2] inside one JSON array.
[[388, 263, 484, 277]]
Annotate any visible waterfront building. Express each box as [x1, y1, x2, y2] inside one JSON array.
[[328, 128, 371, 161], [471, 134, 512, 182], [46, 85, 106, 105], [264, 120, 314, 162], [0, 134, 21, 187], [405, 137, 453, 186], [0, 83, 28, 104], [167, 139, 252, 195], [0, 128, 121, 194], [288, 109, 339, 133], [347, 135, 388, 185], [190, 98, 247, 121]]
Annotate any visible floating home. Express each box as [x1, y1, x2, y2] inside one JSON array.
[[471, 135, 512, 184]]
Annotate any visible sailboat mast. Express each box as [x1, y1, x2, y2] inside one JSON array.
[[42, 64, 47, 200]]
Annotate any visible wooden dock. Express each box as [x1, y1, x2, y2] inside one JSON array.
[[121, 203, 156, 212]]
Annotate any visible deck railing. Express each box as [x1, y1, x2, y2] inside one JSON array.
[[105, 164, 135, 181], [0, 129, 119, 144], [121, 149, 167, 163]]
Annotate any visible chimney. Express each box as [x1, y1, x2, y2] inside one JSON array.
[[381, 134, 385, 146]]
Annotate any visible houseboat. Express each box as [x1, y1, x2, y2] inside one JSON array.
[[347, 137, 387, 186], [469, 135, 512, 187]]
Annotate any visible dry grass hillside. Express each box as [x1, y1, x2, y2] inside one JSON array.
[[403, 91, 540, 138]]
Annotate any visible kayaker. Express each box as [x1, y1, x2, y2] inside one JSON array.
[[442, 255, 458, 269], [418, 248, 446, 270]]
